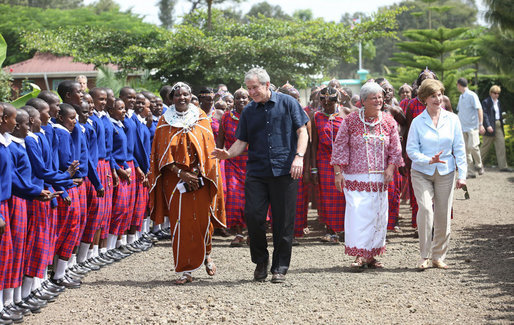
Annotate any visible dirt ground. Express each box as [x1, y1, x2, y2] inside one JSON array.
[[24, 168, 513, 324]]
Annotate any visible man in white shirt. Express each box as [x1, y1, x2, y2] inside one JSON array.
[[480, 85, 512, 172], [457, 78, 485, 178]]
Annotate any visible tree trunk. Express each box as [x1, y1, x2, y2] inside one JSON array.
[[207, 0, 213, 31]]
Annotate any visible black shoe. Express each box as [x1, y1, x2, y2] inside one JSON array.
[[105, 250, 123, 261], [32, 288, 58, 302], [66, 268, 86, 279], [97, 254, 115, 264], [253, 261, 268, 282], [69, 264, 89, 275], [24, 294, 48, 309], [126, 244, 141, 253], [2, 304, 27, 318], [42, 280, 65, 293], [0, 307, 23, 323], [50, 274, 81, 289], [0, 313, 14, 325], [271, 273, 286, 283], [145, 232, 159, 244], [116, 246, 132, 255], [292, 238, 300, 246], [88, 257, 107, 267], [82, 260, 101, 271], [15, 300, 41, 314]]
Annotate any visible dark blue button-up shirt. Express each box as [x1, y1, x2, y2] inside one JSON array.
[[236, 91, 309, 177]]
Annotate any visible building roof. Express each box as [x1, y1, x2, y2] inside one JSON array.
[[3, 52, 119, 78]]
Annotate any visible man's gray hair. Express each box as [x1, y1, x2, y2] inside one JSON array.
[[244, 67, 270, 85], [360, 82, 384, 102]]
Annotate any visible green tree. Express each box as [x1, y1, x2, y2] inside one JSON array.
[[0, 4, 156, 65], [244, 1, 290, 21], [88, 0, 119, 13], [293, 9, 313, 22], [484, 0, 514, 30], [186, 0, 244, 30], [158, 0, 177, 29], [0, 0, 83, 9]]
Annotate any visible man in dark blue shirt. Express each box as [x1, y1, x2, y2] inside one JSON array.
[[212, 67, 309, 283]]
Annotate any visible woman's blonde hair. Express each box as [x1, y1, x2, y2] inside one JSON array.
[[489, 85, 501, 95], [417, 79, 445, 103]]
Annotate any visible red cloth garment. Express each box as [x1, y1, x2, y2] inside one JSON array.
[[6, 196, 27, 288], [82, 162, 108, 243], [97, 159, 113, 240], [295, 176, 309, 237], [110, 165, 131, 236], [122, 160, 137, 233], [387, 169, 402, 230], [24, 199, 51, 278], [76, 182, 88, 246], [55, 186, 80, 259], [221, 111, 247, 229], [0, 201, 13, 290], [131, 177, 148, 232], [315, 112, 345, 233]]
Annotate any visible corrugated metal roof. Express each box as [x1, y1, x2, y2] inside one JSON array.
[[3, 52, 119, 74]]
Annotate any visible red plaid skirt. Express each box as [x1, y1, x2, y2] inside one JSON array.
[[47, 206, 57, 265], [0, 201, 13, 290], [224, 158, 246, 229], [387, 169, 402, 230], [82, 167, 108, 243], [317, 158, 345, 233], [408, 173, 418, 228], [121, 161, 137, 233], [24, 200, 51, 278], [295, 176, 309, 237], [55, 186, 80, 259], [6, 196, 27, 288], [75, 182, 88, 246], [131, 177, 148, 231], [110, 166, 131, 236], [98, 159, 113, 239]]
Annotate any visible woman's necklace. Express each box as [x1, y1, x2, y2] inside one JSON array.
[[230, 110, 240, 121], [323, 107, 339, 121], [359, 108, 382, 128]]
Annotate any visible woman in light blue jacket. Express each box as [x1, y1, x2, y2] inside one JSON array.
[[406, 79, 467, 270]]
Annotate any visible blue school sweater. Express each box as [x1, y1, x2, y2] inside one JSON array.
[[0, 134, 13, 220], [148, 115, 159, 144], [54, 124, 79, 190], [81, 121, 102, 191], [91, 112, 106, 160], [110, 118, 129, 170], [8, 136, 44, 200], [132, 114, 151, 174], [123, 110, 138, 168], [41, 122, 60, 172], [100, 114, 116, 171]]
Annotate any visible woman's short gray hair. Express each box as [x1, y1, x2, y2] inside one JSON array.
[[244, 67, 270, 85], [360, 82, 384, 102]]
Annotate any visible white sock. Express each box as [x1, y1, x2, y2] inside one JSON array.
[[152, 224, 161, 233], [116, 240, 123, 248], [142, 219, 149, 233], [13, 287, 22, 304], [0, 290, 3, 310], [121, 235, 127, 246], [43, 267, 48, 281], [68, 254, 77, 268], [107, 234, 117, 250], [3, 288, 13, 306], [53, 259, 68, 280], [127, 234, 136, 244], [33, 277, 42, 291], [21, 276, 34, 299], [87, 249, 94, 260], [77, 242, 90, 263], [135, 231, 140, 240], [100, 247, 107, 255], [164, 216, 170, 228], [93, 245, 99, 257]]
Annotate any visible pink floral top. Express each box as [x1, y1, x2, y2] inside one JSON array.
[[330, 110, 404, 174]]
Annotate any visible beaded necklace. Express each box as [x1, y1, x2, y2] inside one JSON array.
[[230, 110, 240, 121]]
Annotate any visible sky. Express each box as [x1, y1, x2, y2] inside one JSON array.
[[83, 0, 489, 26]]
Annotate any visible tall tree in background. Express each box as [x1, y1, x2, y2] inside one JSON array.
[[88, 0, 119, 13], [187, 0, 244, 30], [158, 0, 176, 29], [244, 1, 290, 21], [484, 0, 514, 30], [293, 9, 313, 22]]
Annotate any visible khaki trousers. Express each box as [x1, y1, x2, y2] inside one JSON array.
[[463, 129, 483, 171], [480, 120, 508, 169], [411, 169, 455, 261]]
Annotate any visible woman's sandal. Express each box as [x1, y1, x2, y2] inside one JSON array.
[[432, 260, 449, 269], [329, 234, 340, 245], [417, 258, 430, 271], [174, 272, 193, 285], [321, 234, 331, 242], [350, 256, 366, 268], [205, 257, 216, 276], [230, 234, 245, 247], [367, 258, 384, 269]]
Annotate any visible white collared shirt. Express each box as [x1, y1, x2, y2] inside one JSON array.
[[493, 99, 500, 120], [407, 108, 468, 180]]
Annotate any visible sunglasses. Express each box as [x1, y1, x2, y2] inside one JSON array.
[[491, 92, 500, 95]]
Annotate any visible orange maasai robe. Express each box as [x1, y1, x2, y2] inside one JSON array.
[[148, 104, 226, 273]]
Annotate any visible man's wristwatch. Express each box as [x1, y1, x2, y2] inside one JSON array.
[[295, 152, 304, 157]]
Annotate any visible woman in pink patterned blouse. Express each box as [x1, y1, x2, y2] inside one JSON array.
[[331, 82, 404, 269]]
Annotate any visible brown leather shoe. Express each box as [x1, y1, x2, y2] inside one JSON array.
[[253, 261, 268, 281], [271, 273, 286, 283]]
